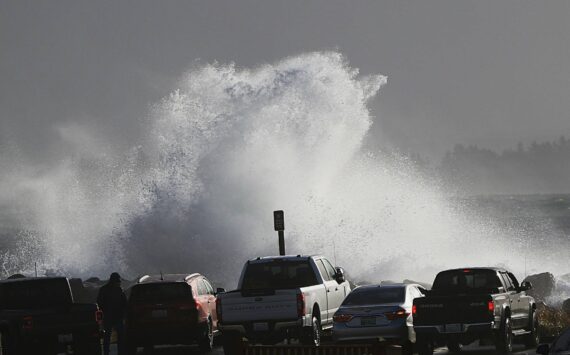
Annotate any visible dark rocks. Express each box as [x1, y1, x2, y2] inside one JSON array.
[[6, 274, 26, 279], [563, 299, 570, 315], [523, 272, 556, 302]]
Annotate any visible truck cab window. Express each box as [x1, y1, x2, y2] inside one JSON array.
[[316, 261, 331, 281], [507, 272, 520, 290], [500, 273, 514, 291], [322, 259, 337, 281], [242, 260, 319, 290], [432, 269, 502, 293]]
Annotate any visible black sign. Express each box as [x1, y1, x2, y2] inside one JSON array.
[[273, 210, 285, 231]]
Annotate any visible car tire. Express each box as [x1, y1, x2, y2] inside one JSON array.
[[222, 333, 242, 355], [447, 340, 462, 353], [74, 340, 102, 355], [524, 310, 540, 349], [126, 343, 137, 355], [0, 331, 7, 355], [417, 336, 434, 355], [300, 316, 321, 347], [198, 319, 214, 353], [402, 340, 414, 355], [495, 316, 513, 354]]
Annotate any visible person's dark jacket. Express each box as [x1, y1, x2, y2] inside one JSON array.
[[97, 282, 127, 323]]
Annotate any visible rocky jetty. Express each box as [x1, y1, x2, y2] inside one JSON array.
[[523, 272, 556, 302]]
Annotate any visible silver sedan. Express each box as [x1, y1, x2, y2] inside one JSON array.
[[332, 283, 426, 354]]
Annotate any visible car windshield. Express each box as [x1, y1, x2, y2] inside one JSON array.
[[342, 287, 405, 305], [0, 279, 73, 309], [432, 270, 502, 294], [129, 283, 192, 303], [241, 260, 318, 291]]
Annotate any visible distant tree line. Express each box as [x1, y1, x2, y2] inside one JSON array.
[[439, 136, 570, 194]]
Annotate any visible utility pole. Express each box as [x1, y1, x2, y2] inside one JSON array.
[[273, 210, 285, 255]]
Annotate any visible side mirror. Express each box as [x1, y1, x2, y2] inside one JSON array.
[[216, 287, 226, 295], [335, 267, 346, 284], [536, 343, 549, 355], [521, 281, 533, 292]]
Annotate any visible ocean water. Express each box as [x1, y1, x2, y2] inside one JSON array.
[[0, 52, 568, 291]]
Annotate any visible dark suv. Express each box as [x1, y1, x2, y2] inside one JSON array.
[[125, 273, 224, 354]]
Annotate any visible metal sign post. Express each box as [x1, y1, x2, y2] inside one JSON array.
[[273, 210, 285, 256]]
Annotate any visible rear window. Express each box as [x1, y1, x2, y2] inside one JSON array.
[[0, 279, 73, 309], [432, 270, 502, 294], [342, 287, 405, 305], [129, 283, 192, 303], [241, 260, 318, 291]]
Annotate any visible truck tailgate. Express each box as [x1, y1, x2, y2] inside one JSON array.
[[414, 294, 493, 325], [222, 289, 298, 323]]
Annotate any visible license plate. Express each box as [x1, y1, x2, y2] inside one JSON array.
[[58, 333, 73, 343], [361, 317, 377, 326], [151, 309, 167, 318], [445, 323, 462, 333], [253, 322, 269, 331]]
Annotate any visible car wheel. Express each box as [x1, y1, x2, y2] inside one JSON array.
[[0, 331, 8, 355], [73, 339, 102, 355], [126, 343, 137, 355], [142, 344, 153, 354], [524, 311, 540, 348], [301, 316, 321, 347], [417, 336, 434, 355], [447, 340, 462, 353], [222, 333, 242, 355], [198, 319, 214, 353], [495, 316, 513, 354], [402, 340, 414, 355]]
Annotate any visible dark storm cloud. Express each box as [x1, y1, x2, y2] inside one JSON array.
[[1, 0, 570, 160]]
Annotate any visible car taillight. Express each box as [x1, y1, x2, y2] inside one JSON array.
[[385, 308, 410, 321], [333, 314, 353, 323], [412, 304, 417, 315], [297, 293, 305, 317], [488, 300, 494, 313], [95, 310, 103, 324], [22, 316, 33, 331], [216, 298, 222, 323]]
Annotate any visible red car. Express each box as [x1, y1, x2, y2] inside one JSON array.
[[125, 273, 224, 354]]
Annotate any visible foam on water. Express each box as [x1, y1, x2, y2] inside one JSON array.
[[0, 52, 568, 287]]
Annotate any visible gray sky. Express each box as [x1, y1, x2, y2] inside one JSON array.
[[2, 0, 570, 162]]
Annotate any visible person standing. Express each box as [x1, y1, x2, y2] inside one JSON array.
[[97, 272, 127, 355]]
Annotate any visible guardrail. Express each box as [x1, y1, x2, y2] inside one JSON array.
[[243, 344, 403, 355]]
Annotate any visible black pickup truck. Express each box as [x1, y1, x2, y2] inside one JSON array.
[[413, 268, 539, 354], [0, 277, 102, 355]]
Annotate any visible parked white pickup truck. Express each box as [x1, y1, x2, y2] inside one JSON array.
[[216, 255, 351, 352]]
